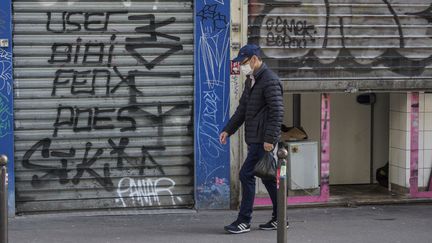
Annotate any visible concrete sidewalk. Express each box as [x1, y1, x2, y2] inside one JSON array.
[[8, 204, 432, 243]]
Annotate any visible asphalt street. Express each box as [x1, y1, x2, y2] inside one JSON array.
[[8, 204, 432, 243]]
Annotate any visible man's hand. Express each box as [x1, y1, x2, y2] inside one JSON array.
[[264, 142, 274, 152], [219, 132, 229, 145]]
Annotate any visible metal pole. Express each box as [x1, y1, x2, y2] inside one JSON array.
[[0, 155, 8, 243], [370, 101, 375, 184], [277, 147, 288, 243]]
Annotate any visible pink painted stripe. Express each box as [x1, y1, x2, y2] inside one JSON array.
[[411, 191, 432, 198], [288, 196, 327, 204], [410, 92, 420, 197], [254, 197, 273, 206], [320, 93, 330, 201], [254, 196, 327, 206]]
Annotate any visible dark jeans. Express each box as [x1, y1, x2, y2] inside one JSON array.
[[237, 143, 277, 223]]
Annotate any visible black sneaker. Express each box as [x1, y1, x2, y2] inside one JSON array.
[[259, 219, 289, 230], [224, 220, 251, 234]]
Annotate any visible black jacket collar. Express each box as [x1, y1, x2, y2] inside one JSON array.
[[253, 63, 267, 80]]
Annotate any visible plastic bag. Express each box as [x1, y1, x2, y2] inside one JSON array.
[[253, 151, 277, 180]]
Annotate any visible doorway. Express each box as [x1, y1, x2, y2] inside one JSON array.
[[255, 93, 408, 206]]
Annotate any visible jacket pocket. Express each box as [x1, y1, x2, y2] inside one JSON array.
[[256, 111, 267, 138]]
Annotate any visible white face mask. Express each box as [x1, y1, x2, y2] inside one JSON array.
[[241, 63, 253, 76]]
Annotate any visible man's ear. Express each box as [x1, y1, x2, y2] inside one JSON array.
[[250, 55, 257, 68]]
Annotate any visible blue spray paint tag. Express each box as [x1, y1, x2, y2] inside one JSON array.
[[194, 1, 231, 209]]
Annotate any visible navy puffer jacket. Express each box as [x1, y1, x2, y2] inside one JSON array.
[[223, 63, 284, 144]]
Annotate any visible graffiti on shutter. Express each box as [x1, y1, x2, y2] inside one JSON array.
[[14, 1, 194, 212], [249, 0, 432, 91]]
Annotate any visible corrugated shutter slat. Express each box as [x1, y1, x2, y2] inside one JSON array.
[[13, 0, 194, 213]]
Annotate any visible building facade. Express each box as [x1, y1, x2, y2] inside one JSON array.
[[1, 0, 432, 215]]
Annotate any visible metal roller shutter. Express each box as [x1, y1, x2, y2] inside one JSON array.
[[248, 0, 432, 92], [13, 0, 194, 213]]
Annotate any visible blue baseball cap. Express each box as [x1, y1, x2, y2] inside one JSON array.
[[233, 44, 261, 63]]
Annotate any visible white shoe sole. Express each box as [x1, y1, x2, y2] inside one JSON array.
[[225, 228, 251, 234], [259, 225, 290, 231], [259, 227, 276, 231]]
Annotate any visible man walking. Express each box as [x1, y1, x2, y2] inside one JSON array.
[[219, 44, 285, 234]]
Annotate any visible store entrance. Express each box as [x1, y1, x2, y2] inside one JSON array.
[[255, 93, 408, 207]]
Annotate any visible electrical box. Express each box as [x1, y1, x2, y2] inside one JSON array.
[[287, 141, 319, 190]]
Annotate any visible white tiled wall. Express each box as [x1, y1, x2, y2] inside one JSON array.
[[389, 92, 432, 189], [389, 93, 410, 188]]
